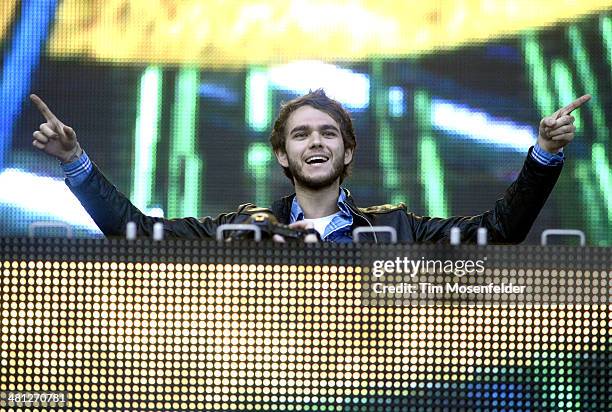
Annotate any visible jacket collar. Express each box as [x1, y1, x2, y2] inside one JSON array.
[[270, 187, 368, 225]]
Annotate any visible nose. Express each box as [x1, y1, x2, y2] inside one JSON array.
[[308, 131, 323, 147]]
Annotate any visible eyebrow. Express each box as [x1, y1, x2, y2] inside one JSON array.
[[289, 124, 341, 135]]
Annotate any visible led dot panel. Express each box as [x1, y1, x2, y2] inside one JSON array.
[[0, 238, 610, 411]]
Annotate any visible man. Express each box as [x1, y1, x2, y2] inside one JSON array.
[[30, 90, 590, 243]]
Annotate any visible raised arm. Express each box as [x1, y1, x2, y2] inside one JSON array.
[[29, 94, 244, 239], [412, 95, 591, 244]]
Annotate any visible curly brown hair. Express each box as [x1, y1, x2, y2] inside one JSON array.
[[269, 89, 357, 183]]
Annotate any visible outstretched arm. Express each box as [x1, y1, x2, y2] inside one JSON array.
[[29, 94, 236, 238], [412, 95, 591, 244]]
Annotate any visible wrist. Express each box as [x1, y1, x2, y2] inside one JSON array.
[[59, 144, 83, 164], [536, 137, 561, 155]]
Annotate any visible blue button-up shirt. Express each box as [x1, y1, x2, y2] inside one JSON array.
[[289, 189, 354, 243]]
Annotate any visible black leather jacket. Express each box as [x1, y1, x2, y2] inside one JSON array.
[[68, 148, 562, 244]]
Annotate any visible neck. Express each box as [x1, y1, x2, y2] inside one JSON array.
[[294, 180, 341, 218]]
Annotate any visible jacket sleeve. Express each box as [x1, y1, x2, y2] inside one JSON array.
[[410, 147, 563, 244], [66, 162, 240, 239]]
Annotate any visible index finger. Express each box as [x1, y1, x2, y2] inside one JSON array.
[[30, 94, 59, 123], [556, 94, 591, 117]]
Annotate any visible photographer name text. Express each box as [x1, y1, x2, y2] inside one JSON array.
[[372, 282, 526, 295]]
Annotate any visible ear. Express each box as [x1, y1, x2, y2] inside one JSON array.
[[344, 147, 354, 165], [275, 149, 289, 168]]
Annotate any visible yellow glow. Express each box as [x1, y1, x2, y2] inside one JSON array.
[[44, 0, 612, 68], [0, 1, 19, 42]]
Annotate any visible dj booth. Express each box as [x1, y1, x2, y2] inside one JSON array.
[[0, 237, 610, 410]]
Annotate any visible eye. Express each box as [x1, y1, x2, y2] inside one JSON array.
[[293, 132, 306, 139], [323, 130, 338, 137]]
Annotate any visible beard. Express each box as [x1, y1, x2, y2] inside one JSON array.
[[287, 155, 344, 190]]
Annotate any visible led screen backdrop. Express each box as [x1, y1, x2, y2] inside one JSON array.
[[0, 1, 611, 245]]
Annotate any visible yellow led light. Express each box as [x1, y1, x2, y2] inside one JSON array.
[[29, 0, 610, 67], [1, 257, 610, 409]]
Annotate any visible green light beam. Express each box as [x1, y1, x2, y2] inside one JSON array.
[[245, 142, 273, 207], [601, 16, 612, 72], [414, 90, 449, 217], [591, 143, 612, 223], [245, 66, 273, 206], [567, 25, 609, 145], [168, 67, 204, 218], [372, 59, 405, 205], [246, 67, 272, 132], [131, 66, 162, 213], [521, 32, 555, 116], [575, 161, 607, 246]]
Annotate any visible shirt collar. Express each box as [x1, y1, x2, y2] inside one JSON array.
[[290, 187, 352, 223]]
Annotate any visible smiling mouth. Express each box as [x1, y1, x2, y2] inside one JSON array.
[[305, 155, 329, 165]]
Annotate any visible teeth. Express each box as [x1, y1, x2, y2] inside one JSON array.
[[306, 156, 329, 164]]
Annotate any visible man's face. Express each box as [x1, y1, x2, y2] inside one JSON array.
[[275, 105, 353, 190]]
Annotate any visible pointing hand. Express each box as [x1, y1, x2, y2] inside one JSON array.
[[30, 94, 82, 163], [538, 94, 591, 154]]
